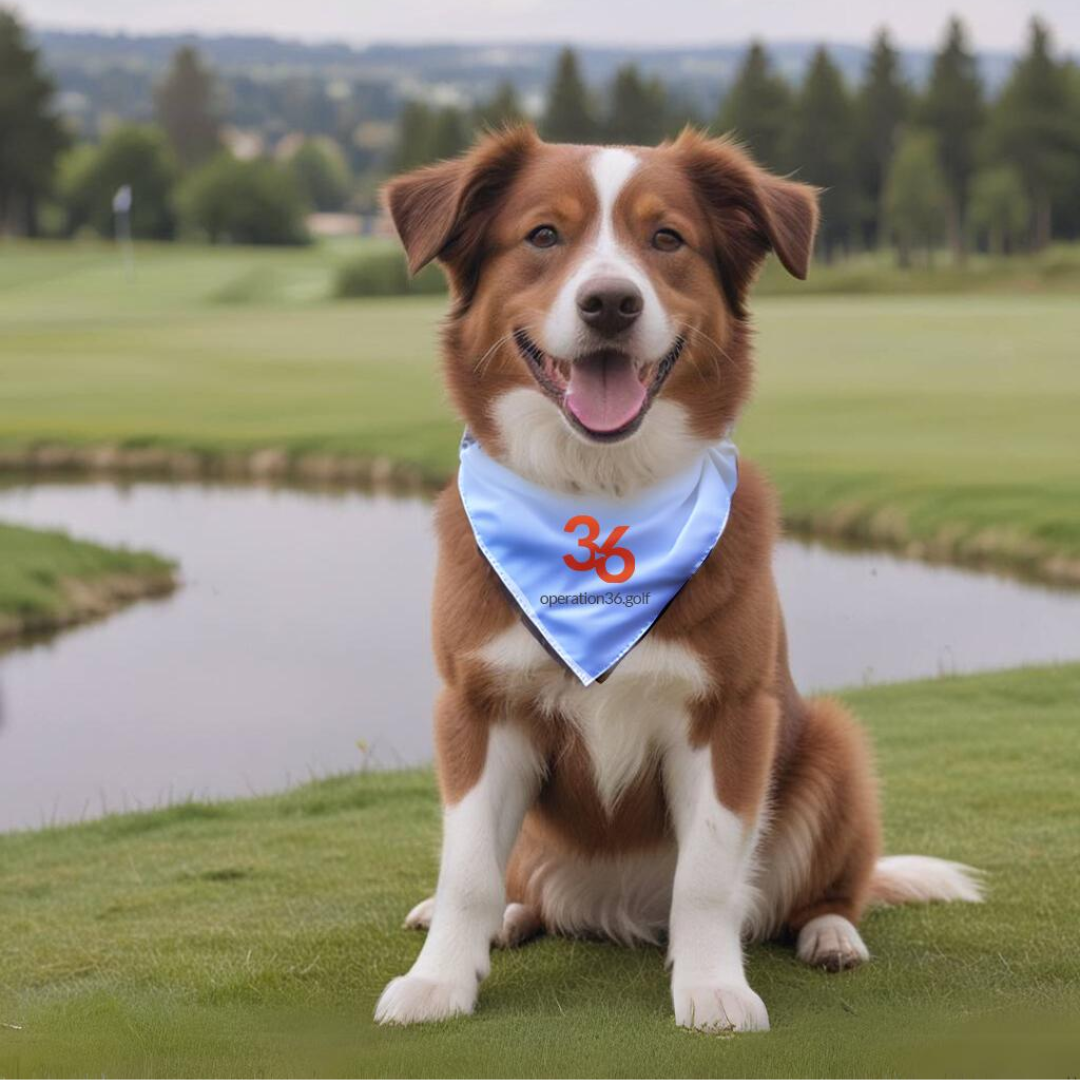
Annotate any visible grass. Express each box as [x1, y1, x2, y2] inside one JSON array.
[[2, 241, 1077, 1076], [0, 519, 175, 639], [0, 662, 1077, 1077], [1, 240, 1078, 584], [333, 238, 1080, 299]]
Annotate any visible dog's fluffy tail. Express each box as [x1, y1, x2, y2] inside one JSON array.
[[868, 855, 985, 907]]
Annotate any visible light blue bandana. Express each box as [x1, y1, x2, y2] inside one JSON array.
[[458, 433, 739, 685]]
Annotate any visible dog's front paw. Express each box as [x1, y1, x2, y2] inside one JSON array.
[[673, 982, 770, 1033], [374, 974, 477, 1025]]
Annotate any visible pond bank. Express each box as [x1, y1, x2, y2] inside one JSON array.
[[2, 444, 1078, 588]]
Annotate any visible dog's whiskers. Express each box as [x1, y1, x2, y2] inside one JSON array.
[[684, 325, 735, 382], [472, 332, 515, 377]]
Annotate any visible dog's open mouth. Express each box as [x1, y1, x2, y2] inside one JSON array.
[[514, 330, 684, 441]]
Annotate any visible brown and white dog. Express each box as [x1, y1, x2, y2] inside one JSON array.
[[374, 127, 982, 1032]]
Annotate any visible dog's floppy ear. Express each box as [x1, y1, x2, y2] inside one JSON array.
[[673, 129, 819, 314], [382, 126, 539, 297]]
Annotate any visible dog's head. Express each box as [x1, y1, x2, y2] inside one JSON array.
[[384, 126, 818, 493]]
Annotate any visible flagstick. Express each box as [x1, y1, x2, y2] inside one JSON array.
[[117, 208, 134, 278]]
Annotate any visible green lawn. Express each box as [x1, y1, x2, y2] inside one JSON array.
[[2, 241, 1078, 584], [0, 519, 174, 638], [1, 663, 1077, 1078]]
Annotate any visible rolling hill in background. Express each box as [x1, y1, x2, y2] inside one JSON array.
[[34, 28, 1021, 136]]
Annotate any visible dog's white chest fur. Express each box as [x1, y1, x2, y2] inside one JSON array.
[[479, 622, 710, 809]]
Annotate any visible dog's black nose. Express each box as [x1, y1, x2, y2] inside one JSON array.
[[576, 277, 643, 336]]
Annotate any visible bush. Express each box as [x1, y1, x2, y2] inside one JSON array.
[[177, 155, 308, 245], [60, 125, 177, 239], [286, 138, 351, 212], [334, 249, 446, 298]]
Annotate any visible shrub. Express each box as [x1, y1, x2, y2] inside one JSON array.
[[176, 155, 308, 245], [334, 249, 446, 298], [286, 138, 352, 212], [60, 125, 177, 239]]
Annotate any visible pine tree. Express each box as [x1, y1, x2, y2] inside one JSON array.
[[785, 47, 858, 260], [856, 29, 909, 246], [986, 17, 1080, 249], [154, 46, 221, 170], [542, 48, 598, 144], [474, 81, 525, 131], [0, 9, 68, 235], [969, 165, 1030, 255], [394, 101, 435, 171], [606, 64, 669, 146], [716, 41, 791, 169], [883, 128, 948, 267], [920, 17, 984, 262], [428, 106, 470, 162]]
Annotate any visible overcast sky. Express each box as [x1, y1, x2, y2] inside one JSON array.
[[14, 0, 1080, 51]]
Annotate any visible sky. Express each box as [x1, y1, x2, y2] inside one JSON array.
[[14, 0, 1080, 51]]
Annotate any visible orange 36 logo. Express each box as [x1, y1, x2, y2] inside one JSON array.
[[562, 515, 636, 584]]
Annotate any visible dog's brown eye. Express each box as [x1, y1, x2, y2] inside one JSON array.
[[652, 228, 684, 252], [527, 225, 559, 249]]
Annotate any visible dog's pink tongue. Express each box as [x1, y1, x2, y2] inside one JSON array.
[[565, 353, 646, 433]]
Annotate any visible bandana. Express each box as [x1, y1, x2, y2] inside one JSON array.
[[457, 433, 739, 685]]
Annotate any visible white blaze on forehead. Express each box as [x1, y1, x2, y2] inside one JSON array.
[[591, 147, 641, 247], [540, 147, 673, 364]]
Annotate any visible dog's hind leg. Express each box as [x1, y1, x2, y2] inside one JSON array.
[[403, 895, 435, 931], [494, 902, 544, 948], [404, 894, 542, 949], [753, 696, 881, 971]]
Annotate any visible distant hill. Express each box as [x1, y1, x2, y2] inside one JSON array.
[[31, 29, 1027, 167], [35, 29, 1021, 114]]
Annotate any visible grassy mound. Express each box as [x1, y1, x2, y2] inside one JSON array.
[[0, 520, 175, 639]]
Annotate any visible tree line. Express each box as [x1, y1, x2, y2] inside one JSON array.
[[0, 12, 345, 244], [3, 4, 1079, 263], [394, 18, 1080, 265]]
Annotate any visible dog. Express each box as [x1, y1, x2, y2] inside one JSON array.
[[374, 126, 982, 1032]]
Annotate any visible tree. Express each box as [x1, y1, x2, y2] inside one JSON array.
[[154, 46, 221, 170], [392, 101, 470, 170], [428, 106, 470, 161], [785, 47, 859, 260], [968, 165, 1030, 255], [394, 101, 436, 171], [474, 81, 525, 131], [986, 18, 1080, 249], [884, 128, 949, 267], [61, 125, 177, 239], [856, 29, 909, 246], [920, 17, 984, 263], [542, 48, 599, 143], [716, 41, 791, 169], [286, 138, 351, 212], [0, 9, 68, 235], [176, 155, 308, 245], [605, 64, 669, 146]]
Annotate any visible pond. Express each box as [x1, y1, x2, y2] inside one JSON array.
[[1, 479, 1079, 833]]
